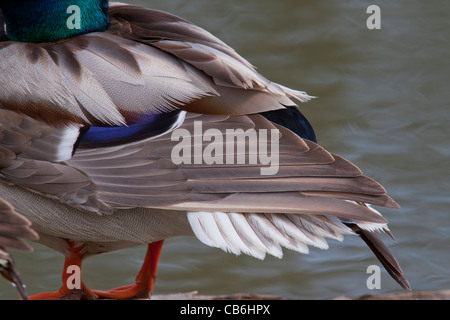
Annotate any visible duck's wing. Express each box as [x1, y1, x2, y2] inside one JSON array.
[[0, 196, 39, 251], [66, 112, 397, 212], [70, 112, 411, 290], [0, 109, 396, 217], [0, 109, 409, 290]]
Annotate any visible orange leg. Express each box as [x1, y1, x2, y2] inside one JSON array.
[[92, 240, 164, 300], [28, 240, 164, 300], [28, 241, 96, 300]]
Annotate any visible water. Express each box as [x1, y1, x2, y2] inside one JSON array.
[[1, 0, 449, 299]]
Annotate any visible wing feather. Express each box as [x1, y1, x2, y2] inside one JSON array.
[[0, 197, 38, 251], [187, 211, 356, 259]]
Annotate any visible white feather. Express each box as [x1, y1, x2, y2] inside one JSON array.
[[228, 213, 269, 259], [345, 201, 388, 232], [188, 211, 358, 259], [268, 214, 328, 250], [212, 212, 254, 257], [187, 212, 216, 248], [22, 125, 82, 162]]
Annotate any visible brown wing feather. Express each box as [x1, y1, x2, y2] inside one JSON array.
[[0, 197, 38, 251], [66, 113, 398, 226], [0, 106, 398, 230]]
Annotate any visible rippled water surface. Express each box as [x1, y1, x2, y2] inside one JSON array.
[[2, 0, 449, 299]]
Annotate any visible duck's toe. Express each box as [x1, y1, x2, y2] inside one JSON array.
[[92, 284, 151, 300], [92, 240, 164, 300]]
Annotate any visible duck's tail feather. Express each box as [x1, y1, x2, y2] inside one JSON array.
[[346, 223, 411, 291]]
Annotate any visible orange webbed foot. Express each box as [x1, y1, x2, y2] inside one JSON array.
[[28, 284, 98, 300], [92, 284, 150, 300]]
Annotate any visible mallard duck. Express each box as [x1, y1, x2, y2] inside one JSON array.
[[0, 1, 410, 299]]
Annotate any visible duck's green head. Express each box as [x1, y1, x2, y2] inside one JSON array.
[[0, 0, 109, 43]]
